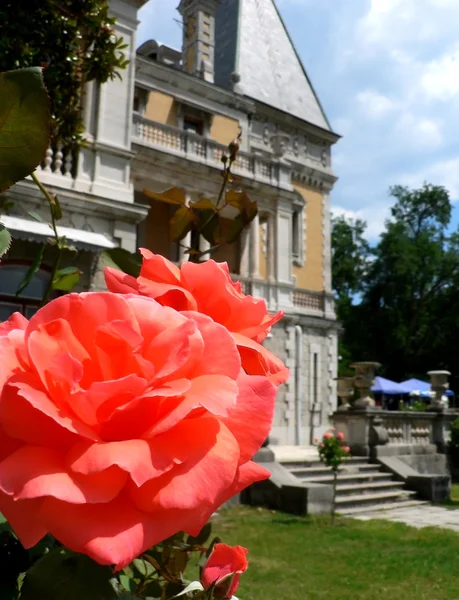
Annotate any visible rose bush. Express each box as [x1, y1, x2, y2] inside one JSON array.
[[201, 543, 248, 599], [0, 292, 280, 569], [105, 250, 289, 385]]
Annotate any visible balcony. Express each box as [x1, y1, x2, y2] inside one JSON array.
[[132, 115, 289, 188]]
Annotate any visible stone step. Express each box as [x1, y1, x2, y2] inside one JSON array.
[[339, 499, 429, 516], [336, 490, 418, 511], [280, 457, 369, 470], [335, 481, 406, 496], [290, 464, 381, 479], [299, 472, 394, 485]]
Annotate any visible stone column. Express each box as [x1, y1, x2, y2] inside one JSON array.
[[249, 212, 260, 277], [428, 370, 451, 412], [239, 228, 250, 277], [199, 236, 211, 262], [351, 362, 381, 410], [178, 192, 192, 264], [267, 212, 276, 282]]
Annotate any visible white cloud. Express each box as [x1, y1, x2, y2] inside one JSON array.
[[331, 204, 391, 241], [394, 114, 443, 149], [357, 90, 397, 119], [400, 157, 459, 201], [421, 45, 459, 101]]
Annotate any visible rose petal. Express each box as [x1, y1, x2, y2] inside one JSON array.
[[27, 293, 137, 362], [131, 419, 239, 512], [221, 373, 276, 464], [39, 494, 209, 569], [145, 375, 238, 437], [99, 379, 191, 441], [232, 333, 289, 385], [0, 312, 28, 335], [0, 446, 127, 503], [181, 312, 241, 380], [0, 376, 93, 449], [68, 439, 175, 487], [0, 492, 46, 548], [104, 268, 140, 295]]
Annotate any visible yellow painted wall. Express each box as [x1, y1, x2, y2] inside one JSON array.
[[292, 183, 324, 291], [209, 115, 240, 146], [144, 91, 177, 127]]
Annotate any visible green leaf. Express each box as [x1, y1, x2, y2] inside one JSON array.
[[173, 581, 204, 597], [132, 558, 155, 578], [0, 223, 12, 258], [52, 266, 82, 292], [101, 248, 142, 278], [0, 68, 50, 193], [169, 206, 195, 242], [186, 523, 212, 547], [28, 211, 46, 224], [223, 214, 246, 245], [190, 198, 217, 211], [193, 209, 221, 246], [144, 187, 186, 206], [0, 530, 30, 591], [119, 574, 137, 594], [20, 548, 117, 600], [15, 244, 45, 296], [142, 581, 162, 598]]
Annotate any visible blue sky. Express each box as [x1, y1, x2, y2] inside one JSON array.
[[137, 0, 459, 241]]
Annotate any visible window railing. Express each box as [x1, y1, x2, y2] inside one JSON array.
[[132, 115, 275, 185]]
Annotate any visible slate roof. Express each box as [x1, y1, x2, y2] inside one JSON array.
[[214, 0, 331, 130]]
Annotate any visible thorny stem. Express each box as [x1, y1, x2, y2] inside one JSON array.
[[31, 172, 63, 305], [190, 156, 235, 264]]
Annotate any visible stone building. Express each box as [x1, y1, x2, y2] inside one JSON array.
[[0, 0, 340, 445]]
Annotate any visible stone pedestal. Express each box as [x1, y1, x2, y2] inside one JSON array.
[[428, 370, 450, 412], [350, 361, 381, 410], [336, 377, 354, 411]]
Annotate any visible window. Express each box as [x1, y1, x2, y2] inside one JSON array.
[[292, 208, 305, 266], [183, 117, 204, 135], [0, 263, 52, 321], [133, 87, 148, 115]]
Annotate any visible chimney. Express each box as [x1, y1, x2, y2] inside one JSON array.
[[178, 0, 219, 83]]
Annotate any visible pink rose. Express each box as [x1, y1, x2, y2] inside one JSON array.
[[323, 432, 333, 440], [0, 293, 277, 569], [201, 543, 248, 599], [337, 432, 344, 441], [343, 446, 351, 453], [105, 251, 288, 385]]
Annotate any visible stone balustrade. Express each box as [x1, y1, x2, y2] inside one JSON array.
[[132, 115, 289, 188], [32, 144, 76, 189], [333, 409, 457, 458]]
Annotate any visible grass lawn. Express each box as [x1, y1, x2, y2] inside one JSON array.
[[210, 506, 459, 600]]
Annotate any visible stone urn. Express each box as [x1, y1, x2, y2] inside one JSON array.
[[336, 377, 354, 411], [350, 362, 381, 409], [427, 370, 451, 412]]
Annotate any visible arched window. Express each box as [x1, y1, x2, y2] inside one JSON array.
[[0, 263, 52, 321]]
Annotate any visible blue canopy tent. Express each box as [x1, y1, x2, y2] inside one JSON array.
[[372, 377, 411, 395], [371, 377, 411, 409], [401, 378, 454, 397]]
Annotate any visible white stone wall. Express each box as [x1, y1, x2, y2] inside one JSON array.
[[265, 320, 338, 446]]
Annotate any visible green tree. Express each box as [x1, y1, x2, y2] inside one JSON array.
[[331, 214, 370, 312], [0, 0, 128, 149], [348, 183, 459, 382]]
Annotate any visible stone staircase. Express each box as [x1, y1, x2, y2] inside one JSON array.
[[280, 456, 428, 515]]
